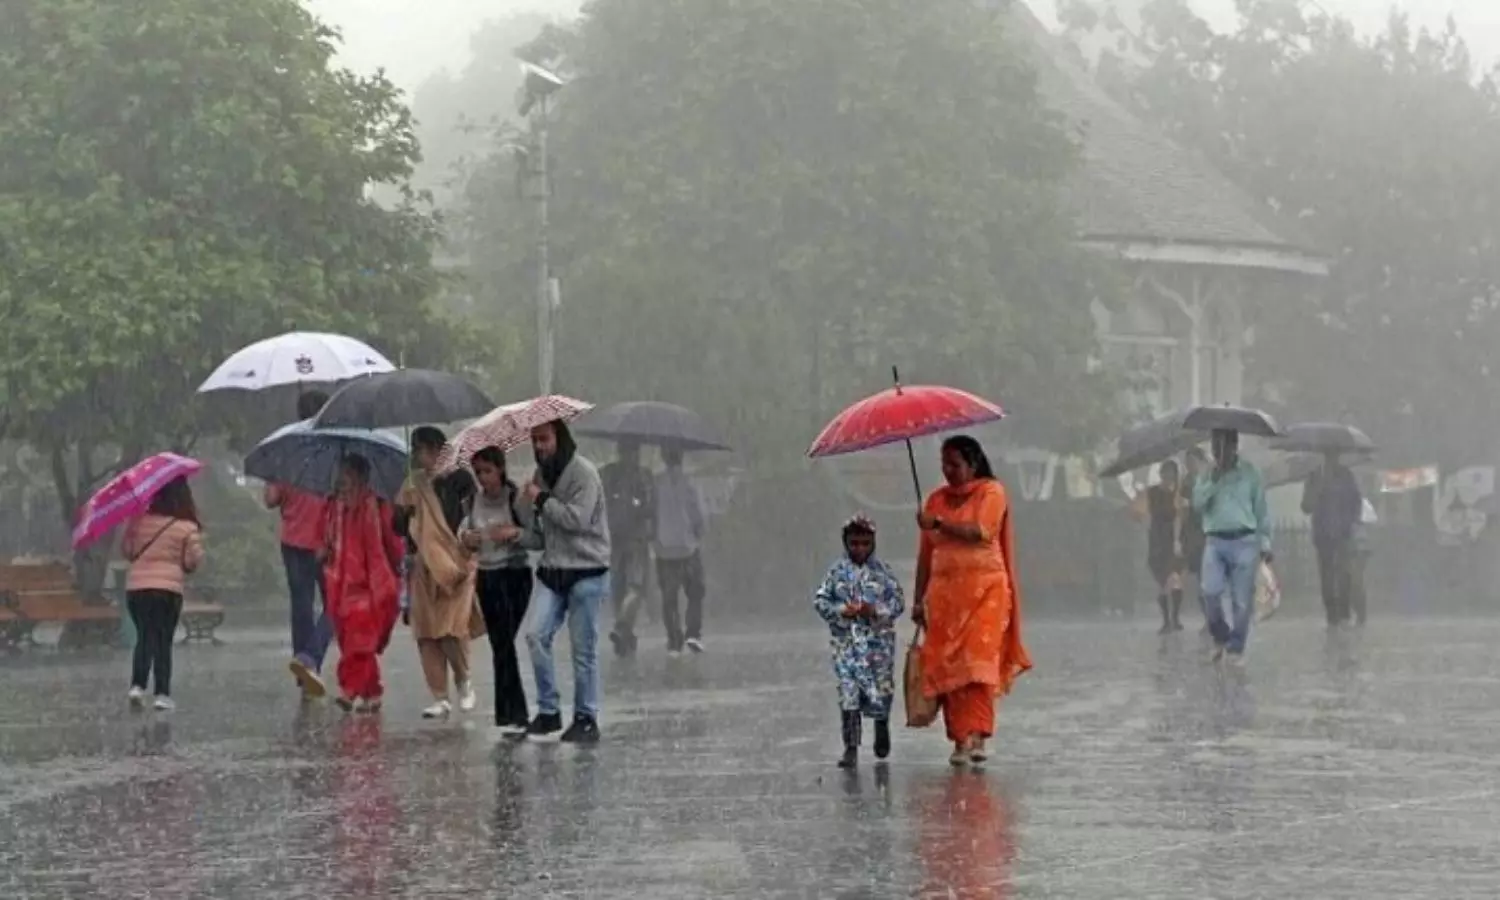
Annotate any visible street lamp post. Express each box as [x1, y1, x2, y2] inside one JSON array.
[[519, 60, 566, 395]]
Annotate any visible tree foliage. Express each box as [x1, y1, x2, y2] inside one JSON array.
[[455, 0, 1120, 465], [1064, 0, 1500, 465], [0, 0, 471, 554]]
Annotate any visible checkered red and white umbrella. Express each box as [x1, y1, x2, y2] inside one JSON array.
[[437, 395, 593, 470]]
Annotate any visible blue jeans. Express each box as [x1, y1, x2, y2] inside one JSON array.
[[1200, 535, 1260, 654], [282, 544, 332, 671], [527, 572, 609, 719]]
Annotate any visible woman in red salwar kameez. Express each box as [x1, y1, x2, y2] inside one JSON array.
[[323, 455, 405, 712]]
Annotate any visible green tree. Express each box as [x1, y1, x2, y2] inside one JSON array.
[[0, 0, 474, 581], [456, 0, 1119, 465], [1065, 0, 1500, 465]]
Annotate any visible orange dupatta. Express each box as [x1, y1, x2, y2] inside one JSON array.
[[918, 478, 1032, 699]]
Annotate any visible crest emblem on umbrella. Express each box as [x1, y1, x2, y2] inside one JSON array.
[[294, 355, 315, 375]]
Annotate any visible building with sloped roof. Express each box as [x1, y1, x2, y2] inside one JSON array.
[[1010, 1, 1327, 425]]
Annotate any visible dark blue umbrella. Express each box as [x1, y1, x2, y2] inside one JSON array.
[[244, 419, 408, 500]]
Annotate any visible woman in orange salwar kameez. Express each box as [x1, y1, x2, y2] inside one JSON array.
[[323, 455, 405, 713], [913, 435, 1032, 767]]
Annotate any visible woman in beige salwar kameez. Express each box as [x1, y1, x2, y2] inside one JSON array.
[[400, 427, 483, 719]]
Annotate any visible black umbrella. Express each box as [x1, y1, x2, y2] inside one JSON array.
[[1100, 409, 1205, 478], [311, 369, 494, 430], [1270, 422, 1375, 455], [1263, 451, 1375, 490], [573, 401, 731, 452], [1182, 404, 1281, 438]]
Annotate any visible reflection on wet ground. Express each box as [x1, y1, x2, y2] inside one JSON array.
[[4, 619, 1500, 897]]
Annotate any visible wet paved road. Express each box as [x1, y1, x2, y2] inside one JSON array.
[[4, 618, 1500, 898]]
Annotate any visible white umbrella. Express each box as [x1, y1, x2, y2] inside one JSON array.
[[197, 331, 394, 393]]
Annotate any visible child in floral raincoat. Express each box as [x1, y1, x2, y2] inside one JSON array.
[[813, 514, 905, 769]]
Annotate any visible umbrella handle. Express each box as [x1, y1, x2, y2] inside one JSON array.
[[904, 438, 922, 505], [892, 366, 921, 502]]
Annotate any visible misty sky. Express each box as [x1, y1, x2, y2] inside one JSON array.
[[309, 0, 1500, 94]]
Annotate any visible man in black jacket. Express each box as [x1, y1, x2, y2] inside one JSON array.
[[1302, 454, 1364, 627]]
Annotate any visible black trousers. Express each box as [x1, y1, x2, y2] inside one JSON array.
[[1316, 540, 1354, 625], [128, 590, 183, 696], [657, 553, 706, 651], [477, 567, 534, 726]]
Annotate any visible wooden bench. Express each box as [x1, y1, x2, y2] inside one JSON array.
[[0, 563, 121, 650]]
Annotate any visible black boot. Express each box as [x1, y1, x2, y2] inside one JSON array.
[[838, 711, 861, 769], [1157, 594, 1172, 634], [1170, 589, 1185, 631], [873, 718, 891, 760]]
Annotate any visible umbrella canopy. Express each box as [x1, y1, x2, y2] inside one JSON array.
[[312, 369, 494, 430], [573, 401, 730, 452], [1262, 450, 1376, 490], [1270, 422, 1375, 455], [438, 395, 593, 471], [1182, 404, 1281, 438], [244, 420, 408, 500], [72, 453, 204, 550], [807, 384, 1004, 458], [197, 332, 394, 393], [1099, 409, 1205, 478]]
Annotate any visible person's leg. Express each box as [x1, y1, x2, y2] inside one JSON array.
[[657, 558, 684, 651], [445, 636, 473, 709], [1333, 540, 1354, 624], [283, 545, 316, 664], [566, 573, 608, 724], [417, 639, 450, 700], [495, 569, 534, 726], [1348, 546, 1369, 625], [335, 631, 357, 702], [525, 584, 570, 720], [1198, 539, 1232, 648], [154, 593, 183, 697], [310, 567, 333, 671], [1316, 542, 1340, 626], [127, 593, 151, 690], [684, 552, 706, 646], [477, 570, 509, 724], [940, 684, 993, 760], [1225, 538, 1261, 656]]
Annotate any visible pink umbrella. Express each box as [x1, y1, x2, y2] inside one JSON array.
[[72, 453, 204, 550], [437, 395, 592, 471]]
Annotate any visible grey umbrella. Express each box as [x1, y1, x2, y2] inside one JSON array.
[[1270, 422, 1376, 455], [1099, 409, 1205, 478], [1263, 451, 1375, 490], [1182, 404, 1281, 438], [573, 401, 731, 452]]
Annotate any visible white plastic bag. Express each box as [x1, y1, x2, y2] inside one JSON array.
[[1254, 561, 1281, 622]]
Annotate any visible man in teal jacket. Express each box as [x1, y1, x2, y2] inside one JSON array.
[[1192, 430, 1272, 664]]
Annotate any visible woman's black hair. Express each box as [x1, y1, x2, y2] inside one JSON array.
[[472, 445, 518, 493], [149, 477, 200, 525], [341, 453, 372, 482], [411, 426, 447, 454], [1160, 459, 1180, 478], [941, 435, 995, 480], [296, 390, 329, 421]]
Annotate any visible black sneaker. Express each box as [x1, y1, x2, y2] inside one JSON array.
[[873, 720, 891, 760], [559, 715, 600, 744], [526, 712, 563, 737]]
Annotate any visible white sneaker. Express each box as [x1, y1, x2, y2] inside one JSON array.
[[128, 686, 146, 708], [685, 638, 705, 654], [457, 682, 477, 713], [422, 700, 452, 719], [667, 649, 682, 659], [153, 696, 175, 712]]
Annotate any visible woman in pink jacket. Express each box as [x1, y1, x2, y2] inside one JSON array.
[[122, 478, 204, 711]]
